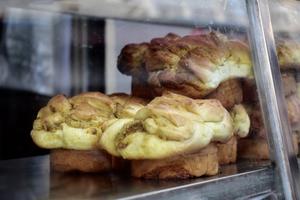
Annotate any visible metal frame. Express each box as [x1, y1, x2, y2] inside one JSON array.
[[246, 0, 300, 199], [0, 0, 299, 199]]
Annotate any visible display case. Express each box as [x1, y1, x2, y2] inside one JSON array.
[[0, 0, 300, 199]]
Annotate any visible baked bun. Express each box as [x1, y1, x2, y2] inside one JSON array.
[[118, 43, 149, 76], [238, 134, 299, 160], [242, 73, 297, 103], [100, 92, 234, 160], [50, 149, 111, 173], [230, 104, 251, 138], [205, 79, 243, 109], [131, 144, 218, 179], [217, 104, 250, 164], [118, 32, 253, 99], [31, 92, 115, 150], [237, 138, 270, 160], [277, 40, 300, 70], [249, 93, 300, 138], [216, 136, 237, 165]]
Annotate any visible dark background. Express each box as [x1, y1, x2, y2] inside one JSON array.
[[0, 14, 105, 160]]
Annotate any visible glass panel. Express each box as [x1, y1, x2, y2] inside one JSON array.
[[0, 0, 279, 199], [269, 0, 300, 161]]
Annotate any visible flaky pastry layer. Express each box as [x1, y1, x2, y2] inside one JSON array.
[[109, 93, 147, 118], [100, 92, 249, 160], [277, 40, 300, 69], [31, 92, 116, 150], [118, 32, 253, 98]]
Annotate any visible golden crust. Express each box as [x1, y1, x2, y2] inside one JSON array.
[[117, 43, 149, 76], [238, 134, 299, 160], [237, 138, 269, 160], [109, 93, 147, 118], [109, 93, 147, 107], [216, 136, 237, 165], [31, 92, 116, 150], [131, 144, 218, 179], [118, 32, 253, 99], [100, 92, 234, 160], [250, 94, 300, 139], [242, 73, 296, 104], [206, 79, 243, 109], [277, 40, 300, 70], [50, 149, 112, 172], [230, 104, 250, 138]]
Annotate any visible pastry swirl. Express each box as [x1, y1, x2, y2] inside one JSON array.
[[118, 32, 253, 98], [31, 92, 116, 150], [99, 92, 238, 160]]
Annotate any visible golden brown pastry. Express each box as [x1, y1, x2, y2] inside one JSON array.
[[238, 134, 299, 160], [100, 92, 234, 160], [217, 104, 250, 165], [206, 79, 243, 109], [216, 136, 237, 165], [230, 104, 251, 138], [31, 92, 115, 150], [118, 32, 253, 99], [31, 92, 116, 172], [277, 40, 300, 70], [108, 93, 147, 172], [237, 138, 270, 160], [250, 94, 300, 138], [99, 92, 250, 178], [242, 73, 297, 103], [109, 93, 147, 118], [239, 98, 300, 160], [131, 144, 218, 179], [118, 43, 149, 76]]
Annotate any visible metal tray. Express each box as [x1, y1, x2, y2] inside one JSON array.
[[0, 155, 276, 199]]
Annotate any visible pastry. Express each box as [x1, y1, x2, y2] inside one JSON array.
[[118, 32, 253, 99], [100, 92, 249, 179], [206, 79, 243, 110], [277, 40, 300, 70], [31, 92, 116, 172]]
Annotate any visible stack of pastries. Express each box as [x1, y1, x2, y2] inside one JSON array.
[[31, 91, 250, 178], [238, 39, 300, 159], [31, 31, 300, 179], [118, 32, 253, 165]]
